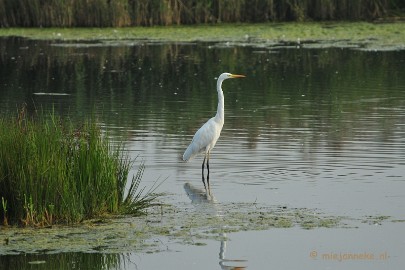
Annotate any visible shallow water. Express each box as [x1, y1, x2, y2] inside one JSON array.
[[0, 37, 405, 269]]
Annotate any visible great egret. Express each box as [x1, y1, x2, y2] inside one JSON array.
[[183, 72, 246, 187]]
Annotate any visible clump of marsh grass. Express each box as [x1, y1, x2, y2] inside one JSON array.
[[0, 107, 158, 226]]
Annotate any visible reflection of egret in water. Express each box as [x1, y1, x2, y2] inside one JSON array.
[[183, 183, 248, 270], [184, 182, 215, 204], [219, 240, 247, 270]]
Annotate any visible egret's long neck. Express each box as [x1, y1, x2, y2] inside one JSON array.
[[215, 79, 225, 123]]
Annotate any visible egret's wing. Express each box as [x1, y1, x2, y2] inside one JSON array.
[[183, 118, 218, 161]]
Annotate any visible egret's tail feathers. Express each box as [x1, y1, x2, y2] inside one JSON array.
[[183, 143, 199, 162]]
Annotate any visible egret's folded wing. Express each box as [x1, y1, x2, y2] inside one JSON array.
[[183, 118, 217, 161]]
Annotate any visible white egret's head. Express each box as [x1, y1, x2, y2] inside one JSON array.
[[218, 72, 246, 82]]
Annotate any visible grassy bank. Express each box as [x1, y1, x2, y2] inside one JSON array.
[[0, 108, 157, 226], [0, 0, 404, 27], [1, 22, 404, 47]]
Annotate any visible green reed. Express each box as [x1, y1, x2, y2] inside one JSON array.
[[0, 0, 403, 27], [0, 108, 157, 226]]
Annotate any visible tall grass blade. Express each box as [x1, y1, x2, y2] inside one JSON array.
[[0, 108, 158, 226]]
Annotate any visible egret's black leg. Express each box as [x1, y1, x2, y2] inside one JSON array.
[[202, 155, 207, 189], [206, 172, 210, 192], [207, 155, 210, 173], [206, 152, 210, 189]]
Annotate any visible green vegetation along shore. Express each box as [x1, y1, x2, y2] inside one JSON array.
[[1, 22, 404, 50], [0, 108, 157, 226]]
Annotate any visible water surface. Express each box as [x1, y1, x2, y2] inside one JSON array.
[[0, 37, 404, 269]]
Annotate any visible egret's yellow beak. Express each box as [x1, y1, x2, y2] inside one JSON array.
[[230, 74, 246, 78]]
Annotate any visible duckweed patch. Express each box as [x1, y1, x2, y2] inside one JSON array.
[[3, 200, 389, 255], [362, 215, 391, 226]]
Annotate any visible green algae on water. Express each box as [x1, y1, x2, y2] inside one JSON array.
[[1, 199, 400, 255], [0, 22, 404, 51], [0, 202, 342, 255]]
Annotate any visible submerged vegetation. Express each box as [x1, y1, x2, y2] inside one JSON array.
[[0, 200, 343, 254], [0, 107, 157, 226], [1, 196, 399, 255], [0, 0, 404, 27]]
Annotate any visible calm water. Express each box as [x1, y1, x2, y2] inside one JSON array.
[[1, 37, 405, 269]]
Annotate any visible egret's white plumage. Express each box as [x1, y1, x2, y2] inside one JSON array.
[[183, 116, 222, 162], [183, 73, 245, 182]]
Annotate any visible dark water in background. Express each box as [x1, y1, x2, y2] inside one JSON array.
[[0, 37, 404, 269]]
